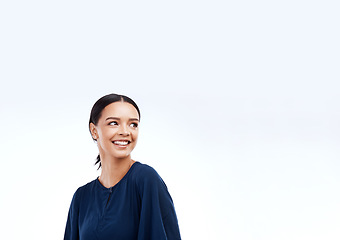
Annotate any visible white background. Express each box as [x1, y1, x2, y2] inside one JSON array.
[[0, 1, 339, 239]]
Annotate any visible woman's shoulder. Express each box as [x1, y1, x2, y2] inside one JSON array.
[[78, 178, 97, 190], [132, 162, 171, 199], [72, 179, 97, 198], [132, 161, 166, 187], [133, 161, 162, 179]]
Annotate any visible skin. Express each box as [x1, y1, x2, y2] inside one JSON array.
[[89, 101, 140, 188]]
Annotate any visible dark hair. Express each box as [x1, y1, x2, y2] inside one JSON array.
[[89, 93, 141, 169]]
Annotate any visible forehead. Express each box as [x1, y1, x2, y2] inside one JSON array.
[[100, 102, 139, 120]]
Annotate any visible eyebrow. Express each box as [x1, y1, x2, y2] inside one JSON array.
[[105, 117, 140, 122]]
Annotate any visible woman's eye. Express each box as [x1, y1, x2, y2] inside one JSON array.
[[130, 123, 138, 128], [109, 121, 118, 126]]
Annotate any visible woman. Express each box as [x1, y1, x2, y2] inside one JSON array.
[[64, 93, 181, 240]]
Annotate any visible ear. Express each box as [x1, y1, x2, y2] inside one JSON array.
[[89, 122, 98, 140]]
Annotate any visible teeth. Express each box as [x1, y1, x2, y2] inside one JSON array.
[[113, 141, 129, 145]]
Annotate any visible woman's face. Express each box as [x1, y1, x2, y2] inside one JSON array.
[[90, 101, 140, 160]]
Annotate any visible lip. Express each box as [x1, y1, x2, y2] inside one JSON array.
[[112, 139, 131, 148], [112, 139, 131, 143]]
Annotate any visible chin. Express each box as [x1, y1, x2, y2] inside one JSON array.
[[113, 152, 132, 159]]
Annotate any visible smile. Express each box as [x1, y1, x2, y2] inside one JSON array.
[[112, 140, 131, 146]]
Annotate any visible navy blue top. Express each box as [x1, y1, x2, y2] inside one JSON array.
[[64, 162, 181, 240]]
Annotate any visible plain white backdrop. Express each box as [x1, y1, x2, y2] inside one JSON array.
[[0, 1, 339, 239]]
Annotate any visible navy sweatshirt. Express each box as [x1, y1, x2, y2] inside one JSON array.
[[64, 162, 181, 240]]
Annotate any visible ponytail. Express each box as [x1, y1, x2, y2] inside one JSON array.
[[95, 154, 101, 170]]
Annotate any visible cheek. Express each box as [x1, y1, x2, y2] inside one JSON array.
[[100, 128, 117, 138], [133, 131, 139, 140]]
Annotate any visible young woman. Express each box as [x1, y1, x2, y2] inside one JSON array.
[[64, 94, 181, 240]]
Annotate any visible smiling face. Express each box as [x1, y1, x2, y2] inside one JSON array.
[[89, 101, 140, 161]]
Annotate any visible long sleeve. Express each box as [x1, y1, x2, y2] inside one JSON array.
[[136, 166, 181, 240], [64, 189, 80, 240]]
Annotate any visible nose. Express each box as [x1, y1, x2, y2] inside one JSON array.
[[118, 125, 130, 136]]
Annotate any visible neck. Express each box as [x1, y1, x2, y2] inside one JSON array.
[[98, 155, 134, 188]]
